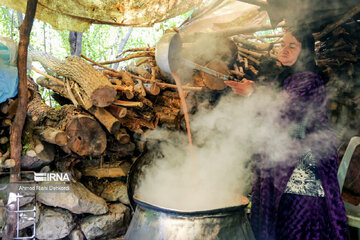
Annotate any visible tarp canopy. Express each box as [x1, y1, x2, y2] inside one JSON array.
[[0, 0, 205, 32], [0, 0, 357, 34]]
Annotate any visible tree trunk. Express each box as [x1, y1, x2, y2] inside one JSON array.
[[112, 27, 133, 70], [69, 31, 83, 56], [30, 51, 116, 107]]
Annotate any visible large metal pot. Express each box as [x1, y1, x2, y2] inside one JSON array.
[[125, 196, 255, 240]]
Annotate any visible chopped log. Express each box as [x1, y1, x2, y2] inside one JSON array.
[[0, 137, 9, 144], [1, 159, 15, 168], [36, 76, 93, 110], [0, 101, 10, 115], [144, 83, 160, 95], [154, 95, 181, 109], [115, 128, 130, 144], [34, 127, 68, 146], [105, 105, 127, 119], [28, 101, 107, 157], [237, 47, 264, 59], [81, 167, 126, 179], [30, 51, 116, 107], [37, 77, 122, 135], [33, 136, 44, 154], [249, 65, 259, 75], [2, 118, 12, 127], [0, 149, 15, 168], [134, 80, 147, 97], [238, 52, 260, 65], [113, 100, 144, 108], [119, 70, 135, 87], [0, 149, 10, 163], [21, 142, 55, 169], [65, 113, 107, 156], [200, 59, 229, 90], [27, 77, 50, 122], [26, 149, 36, 157], [154, 106, 181, 126], [118, 112, 156, 133], [127, 66, 152, 79], [244, 57, 249, 69], [87, 106, 121, 134]]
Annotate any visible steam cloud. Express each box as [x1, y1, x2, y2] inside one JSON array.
[[135, 86, 306, 211]]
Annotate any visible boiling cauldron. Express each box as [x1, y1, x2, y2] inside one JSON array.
[[125, 196, 255, 240]]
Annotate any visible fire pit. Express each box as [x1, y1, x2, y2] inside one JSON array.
[[125, 195, 255, 240]]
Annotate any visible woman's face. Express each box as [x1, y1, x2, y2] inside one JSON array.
[[278, 33, 302, 66]]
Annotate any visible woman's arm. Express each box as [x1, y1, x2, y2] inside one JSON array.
[[224, 79, 255, 96]]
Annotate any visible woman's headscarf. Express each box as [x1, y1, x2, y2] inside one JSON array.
[[278, 28, 317, 87]]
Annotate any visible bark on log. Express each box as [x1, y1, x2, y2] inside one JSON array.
[[34, 127, 68, 146], [37, 77, 120, 134], [36, 76, 92, 110], [154, 106, 181, 126], [30, 51, 116, 107], [115, 128, 130, 144], [106, 105, 127, 119], [87, 106, 121, 134], [29, 101, 107, 156], [127, 65, 152, 79]]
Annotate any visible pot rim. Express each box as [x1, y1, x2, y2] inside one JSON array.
[[133, 195, 249, 216]]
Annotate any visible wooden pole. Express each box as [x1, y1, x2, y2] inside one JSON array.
[[4, 1, 38, 239]]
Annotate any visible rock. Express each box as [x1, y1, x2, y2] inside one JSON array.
[[80, 203, 130, 240], [101, 181, 129, 205], [36, 207, 74, 240], [69, 229, 84, 240], [37, 181, 108, 215], [0, 200, 5, 237], [40, 165, 51, 173]]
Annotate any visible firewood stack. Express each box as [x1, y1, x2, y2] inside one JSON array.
[[0, 47, 193, 239], [29, 49, 188, 158], [190, 34, 281, 93], [315, 19, 360, 137], [0, 98, 17, 168]]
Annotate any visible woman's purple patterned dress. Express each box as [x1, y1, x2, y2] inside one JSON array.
[[250, 72, 348, 240]]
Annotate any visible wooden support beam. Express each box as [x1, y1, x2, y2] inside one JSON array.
[[5, 1, 38, 239]]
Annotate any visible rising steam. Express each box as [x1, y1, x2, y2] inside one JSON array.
[[136, 86, 302, 211]]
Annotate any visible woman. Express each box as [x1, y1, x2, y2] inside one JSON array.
[[226, 29, 348, 240]]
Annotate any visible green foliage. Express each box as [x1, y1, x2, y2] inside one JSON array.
[[22, 143, 33, 156]]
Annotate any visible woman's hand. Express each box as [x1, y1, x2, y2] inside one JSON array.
[[224, 79, 255, 96]]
